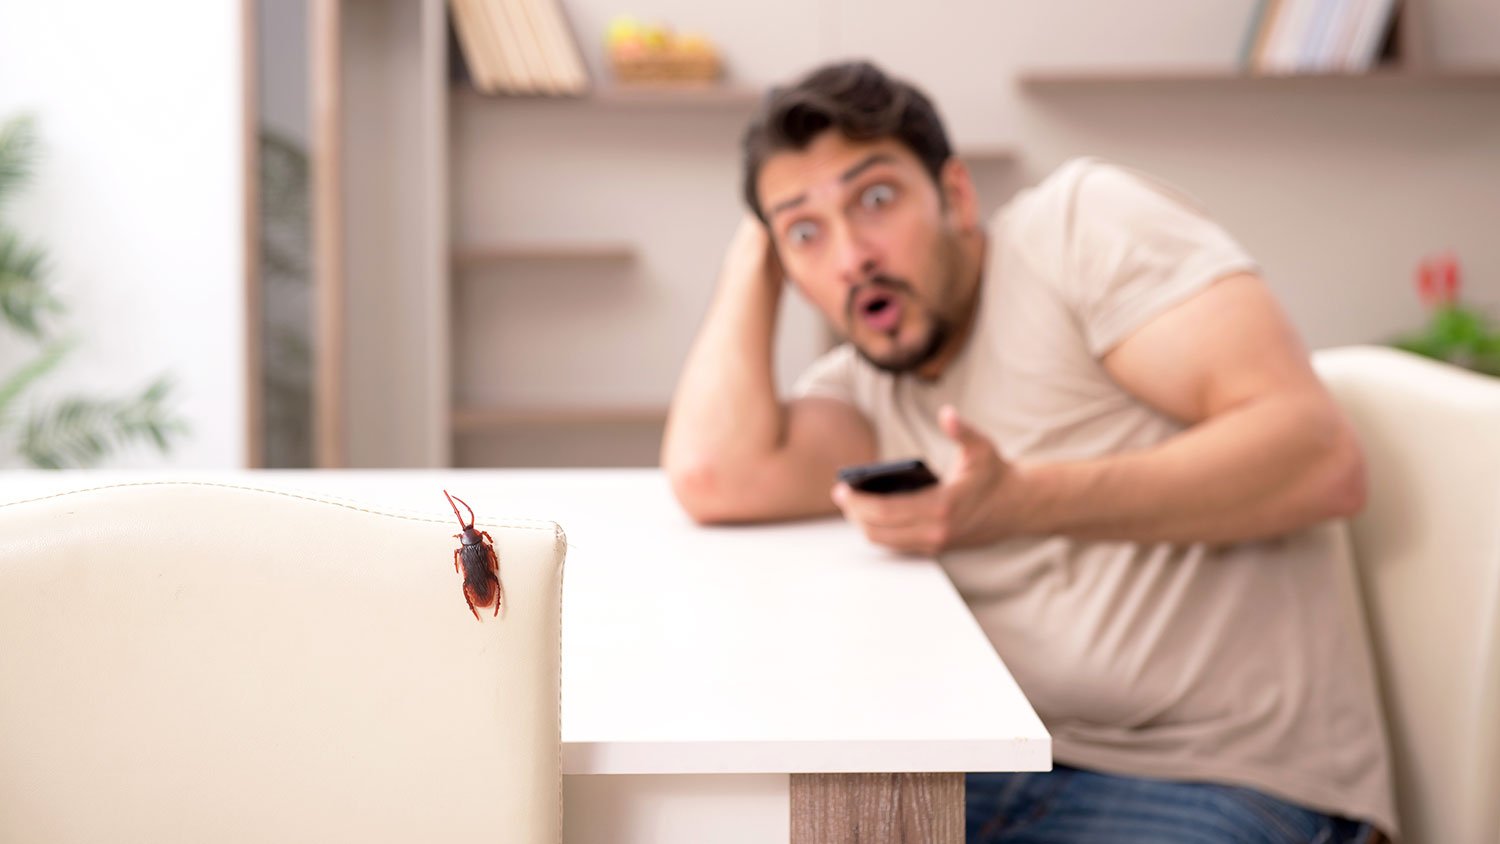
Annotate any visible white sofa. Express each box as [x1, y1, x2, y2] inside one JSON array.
[[1315, 346, 1500, 844], [0, 482, 565, 843]]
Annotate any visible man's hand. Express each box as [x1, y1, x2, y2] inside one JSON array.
[[722, 214, 785, 293], [832, 405, 1028, 555]]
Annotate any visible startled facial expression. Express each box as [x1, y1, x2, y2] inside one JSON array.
[[758, 133, 975, 375]]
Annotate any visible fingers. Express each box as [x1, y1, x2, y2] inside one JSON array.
[[832, 483, 938, 528], [832, 482, 948, 556], [940, 404, 990, 458], [725, 214, 784, 288]]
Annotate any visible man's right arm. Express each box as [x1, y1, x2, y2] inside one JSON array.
[[661, 218, 876, 524]]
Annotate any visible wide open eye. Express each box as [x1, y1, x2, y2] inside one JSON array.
[[860, 183, 896, 210], [786, 220, 820, 246]]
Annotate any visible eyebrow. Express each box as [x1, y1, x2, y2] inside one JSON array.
[[766, 153, 898, 220]]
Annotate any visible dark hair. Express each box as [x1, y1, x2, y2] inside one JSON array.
[[741, 61, 953, 223]]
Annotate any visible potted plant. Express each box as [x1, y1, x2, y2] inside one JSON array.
[[0, 114, 186, 468], [1390, 252, 1500, 378]]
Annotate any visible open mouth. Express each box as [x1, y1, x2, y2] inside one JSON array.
[[853, 288, 903, 334]]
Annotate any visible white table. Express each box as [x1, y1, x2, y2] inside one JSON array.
[[0, 469, 1050, 843]]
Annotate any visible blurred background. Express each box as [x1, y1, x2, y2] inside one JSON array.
[[1, 0, 1496, 470]]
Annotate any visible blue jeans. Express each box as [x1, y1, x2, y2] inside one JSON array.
[[967, 765, 1378, 844]]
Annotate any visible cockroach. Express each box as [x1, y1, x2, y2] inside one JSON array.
[[444, 490, 504, 621]]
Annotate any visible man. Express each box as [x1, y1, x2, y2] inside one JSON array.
[[661, 61, 1395, 843]]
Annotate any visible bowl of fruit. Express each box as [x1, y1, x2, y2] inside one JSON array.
[[605, 16, 721, 84]]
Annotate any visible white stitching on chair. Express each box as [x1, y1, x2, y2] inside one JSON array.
[[0, 479, 566, 535]]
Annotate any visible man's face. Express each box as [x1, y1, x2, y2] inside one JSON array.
[[758, 132, 974, 375]]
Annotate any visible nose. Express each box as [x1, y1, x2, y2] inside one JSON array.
[[832, 220, 879, 288]]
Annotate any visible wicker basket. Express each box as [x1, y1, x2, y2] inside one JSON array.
[[609, 50, 721, 84]]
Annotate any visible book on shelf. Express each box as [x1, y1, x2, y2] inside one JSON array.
[[484, 0, 538, 92], [450, 0, 500, 93], [502, 0, 557, 94], [448, 0, 590, 95], [525, 0, 589, 94], [1242, 0, 1402, 75], [1347, 0, 1402, 70]]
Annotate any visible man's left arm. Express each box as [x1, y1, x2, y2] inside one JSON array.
[[833, 271, 1366, 552], [1018, 270, 1365, 545]]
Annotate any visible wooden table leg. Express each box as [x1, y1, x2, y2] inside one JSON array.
[[790, 772, 963, 844]]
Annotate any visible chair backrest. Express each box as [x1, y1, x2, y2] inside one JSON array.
[[1314, 346, 1500, 844], [0, 481, 564, 843]]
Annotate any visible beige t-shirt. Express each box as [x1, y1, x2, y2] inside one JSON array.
[[795, 158, 1398, 835]]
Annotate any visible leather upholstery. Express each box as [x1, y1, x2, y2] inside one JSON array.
[[0, 481, 564, 843], [1315, 347, 1500, 844]]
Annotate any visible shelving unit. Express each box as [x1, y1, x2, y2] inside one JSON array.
[[588, 85, 762, 107], [443, 134, 1017, 439], [1018, 0, 1500, 92], [444, 77, 1019, 463], [451, 83, 764, 108], [452, 69, 1021, 136], [958, 144, 1020, 162], [1018, 67, 1500, 91], [446, 64, 721, 458], [453, 241, 636, 266], [452, 404, 667, 433], [452, 81, 1022, 160], [320, 0, 1024, 468]]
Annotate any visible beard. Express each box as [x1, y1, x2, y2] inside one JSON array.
[[845, 275, 953, 374], [843, 232, 966, 375]]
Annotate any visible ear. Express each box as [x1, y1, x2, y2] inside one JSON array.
[[939, 156, 980, 234]]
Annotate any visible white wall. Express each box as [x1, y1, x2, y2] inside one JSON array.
[[0, 1, 245, 468]]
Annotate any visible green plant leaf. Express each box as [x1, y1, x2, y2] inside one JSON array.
[[112, 376, 188, 453], [0, 112, 189, 466], [0, 340, 72, 428], [18, 375, 187, 469], [1430, 306, 1488, 348], [0, 229, 61, 337], [1391, 334, 1445, 360], [0, 115, 38, 210]]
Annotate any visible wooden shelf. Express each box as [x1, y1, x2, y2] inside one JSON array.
[[589, 84, 763, 107], [452, 83, 1020, 162], [453, 242, 637, 267], [452, 405, 668, 432], [452, 83, 762, 108], [1018, 67, 1500, 91], [957, 145, 1020, 163]]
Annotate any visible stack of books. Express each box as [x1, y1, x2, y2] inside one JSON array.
[[1241, 0, 1404, 75], [450, 0, 590, 96]]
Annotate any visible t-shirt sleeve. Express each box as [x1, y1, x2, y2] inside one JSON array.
[[1063, 162, 1260, 357], [791, 343, 860, 406]]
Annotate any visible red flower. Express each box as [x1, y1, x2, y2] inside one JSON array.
[[1416, 253, 1462, 307], [1437, 253, 1461, 304], [1418, 258, 1437, 305]]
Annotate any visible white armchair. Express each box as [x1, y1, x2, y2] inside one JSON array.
[[0, 482, 564, 843], [1315, 346, 1500, 844]]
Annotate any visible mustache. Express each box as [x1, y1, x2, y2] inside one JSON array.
[[844, 275, 916, 319]]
